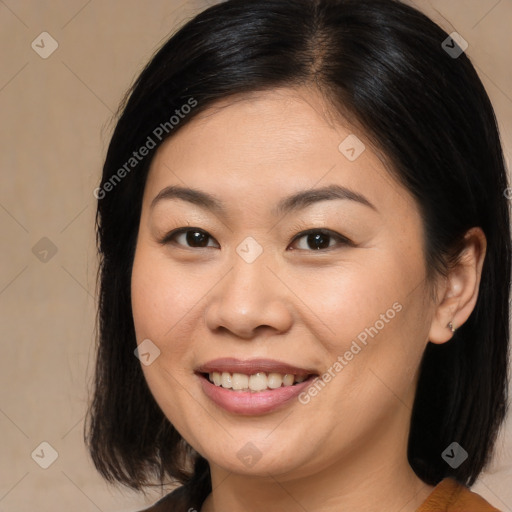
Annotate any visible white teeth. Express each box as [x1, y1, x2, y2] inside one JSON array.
[[208, 371, 309, 391], [267, 372, 283, 389], [232, 373, 249, 390], [221, 372, 232, 389], [249, 372, 267, 391], [282, 374, 294, 386], [212, 371, 222, 386]]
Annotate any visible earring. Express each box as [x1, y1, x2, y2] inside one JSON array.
[[448, 321, 456, 333]]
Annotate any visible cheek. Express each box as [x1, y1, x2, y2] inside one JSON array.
[[303, 251, 427, 404], [131, 245, 205, 436], [131, 242, 202, 346], [299, 253, 410, 350]]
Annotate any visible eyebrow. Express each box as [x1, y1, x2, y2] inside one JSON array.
[[150, 184, 377, 217]]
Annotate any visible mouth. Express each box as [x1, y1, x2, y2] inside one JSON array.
[[195, 358, 319, 415]]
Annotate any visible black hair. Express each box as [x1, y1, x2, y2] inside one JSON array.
[[85, 0, 511, 509]]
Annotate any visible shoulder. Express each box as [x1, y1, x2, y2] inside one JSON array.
[[417, 477, 502, 512], [136, 485, 191, 512]]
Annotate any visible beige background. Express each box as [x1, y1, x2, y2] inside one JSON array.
[[0, 0, 511, 510]]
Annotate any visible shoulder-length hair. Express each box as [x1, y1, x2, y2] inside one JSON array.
[[85, 0, 511, 509]]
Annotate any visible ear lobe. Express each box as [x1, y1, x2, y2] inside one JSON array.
[[427, 227, 487, 345], [428, 292, 459, 345]]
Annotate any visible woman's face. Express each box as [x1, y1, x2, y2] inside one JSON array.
[[131, 86, 437, 481]]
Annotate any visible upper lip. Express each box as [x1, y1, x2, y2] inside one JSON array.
[[195, 358, 317, 377]]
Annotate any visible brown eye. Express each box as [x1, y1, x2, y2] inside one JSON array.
[[161, 228, 219, 248], [290, 229, 351, 251]]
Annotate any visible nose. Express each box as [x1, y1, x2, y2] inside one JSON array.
[[204, 248, 294, 339]]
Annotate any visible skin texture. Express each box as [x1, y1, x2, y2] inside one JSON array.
[[130, 86, 486, 512]]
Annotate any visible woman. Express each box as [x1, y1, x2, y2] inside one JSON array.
[[85, 0, 511, 510]]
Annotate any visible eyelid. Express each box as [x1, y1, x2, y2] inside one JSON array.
[[159, 226, 353, 251]]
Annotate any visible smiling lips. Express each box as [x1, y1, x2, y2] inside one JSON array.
[[195, 358, 318, 415]]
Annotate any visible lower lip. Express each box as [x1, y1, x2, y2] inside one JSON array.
[[197, 373, 316, 415]]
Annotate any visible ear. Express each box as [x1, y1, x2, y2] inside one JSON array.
[[428, 227, 487, 344]]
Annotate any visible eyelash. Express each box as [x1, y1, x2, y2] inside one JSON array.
[[159, 227, 353, 252]]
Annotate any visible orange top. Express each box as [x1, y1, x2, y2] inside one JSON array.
[[416, 477, 501, 512], [141, 476, 502, 511]]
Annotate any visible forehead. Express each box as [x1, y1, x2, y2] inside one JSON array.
[[143, 86, 416, 221]]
